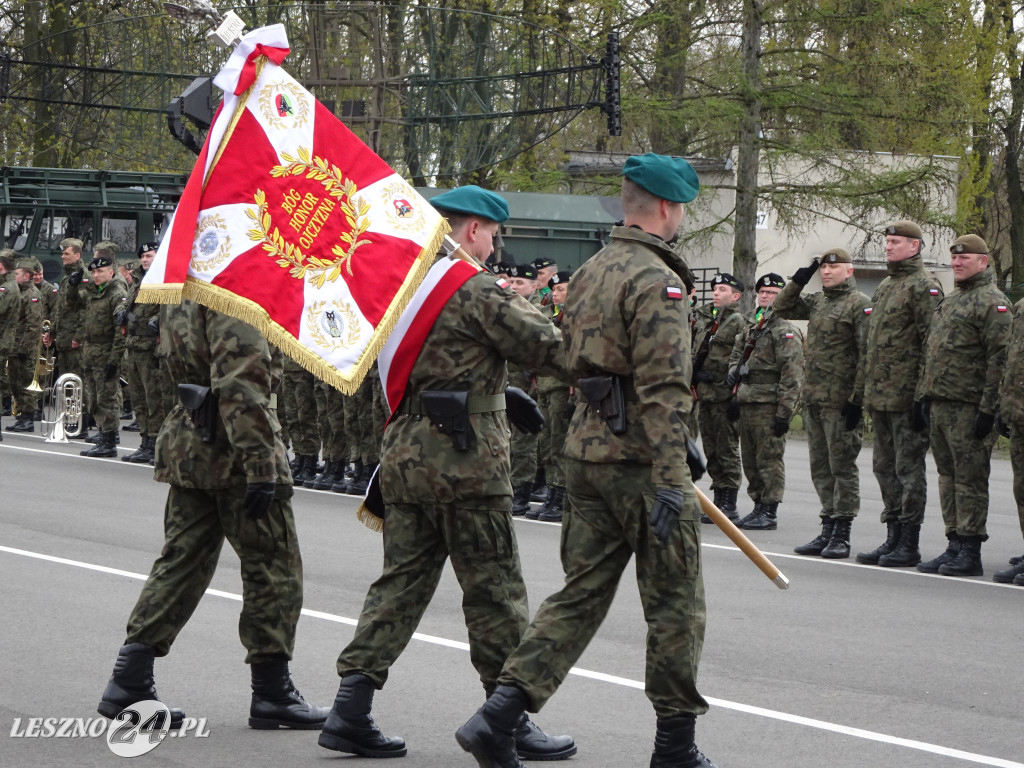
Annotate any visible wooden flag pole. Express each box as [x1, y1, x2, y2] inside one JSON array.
[[695, 486, 789, 589]]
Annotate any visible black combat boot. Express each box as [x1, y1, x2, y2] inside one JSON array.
[[719, 488, 738, 521], [248, 659, 329, 730], [455, 685, 529, 768], [856, 520, 902, 565], [740, 502, 777, 531], [650, 715, 718, 768], [318, 674, 407, 757], [938, 535, 983, 577], [1010, 554, 1024, 566], [304, 457, 330, 488], [1, 395, 11, 416], [917, 533, 960, 573], [538, 486, 565, 523], [32, 407, 43, 422], [992, 558, 1024, 584], [7, 415, 34, 433], [311, 459, 341, 490], [123, 435, 155, 464], [820, 518, 852, 559], [331, 461, 358, 493], [342, 459, 364, 494], [350, 462, 375, 495], [82, 430, 118, 458], [878, 523, 922, 568], [513, 711, 576, 761], [122, 419, 141, 432], [97, 643, 185, 727], [735, 502, 763, 528], [702, 489, 725, 524], [512, 483, 533, 516], [531, 467, 547, 502], [794, 518, 835, 556], [293, 455, 318, 485]]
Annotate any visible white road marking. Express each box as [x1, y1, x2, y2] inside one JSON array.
[[1, 544, 1020, 767]]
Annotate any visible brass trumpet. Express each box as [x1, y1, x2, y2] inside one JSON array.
[[28, 320, 55, 393]]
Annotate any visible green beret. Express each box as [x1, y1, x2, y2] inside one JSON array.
[[60, 238, 84, 250], [622, 153, 699, 203], [710, 272, 744, 292], [821, 248, 852, 264], [88, 255, 114, 270], [884, 220, 923, 239], [950, 234, 988, 255], [431, 185, 509, 223]]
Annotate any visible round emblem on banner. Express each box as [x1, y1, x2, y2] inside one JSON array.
[[258, 81, 310, 131], [190, 214, 232, 273], [306, 300, 361, 350], [383, 181, 426, 232]]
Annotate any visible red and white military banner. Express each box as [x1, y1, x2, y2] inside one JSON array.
[[139, 24, 448, 394]]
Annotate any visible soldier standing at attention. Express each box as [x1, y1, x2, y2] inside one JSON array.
[[916, 235, 1011, 577], [728, 273, 803, 530], [97, 301, 327, 730], [506, 263, 543, 516], [318, 186, 575, 762], [71, 251, 128, 457], [0, 251, 22, 433], [855, 222, 943, 568], [46, 238, 91, 437], [692, 273, 747, 521], [456, 154, 716, 768], [775, 248, 870, 559], [5, 258, 45, 434], [994, 294, 1024, 585]]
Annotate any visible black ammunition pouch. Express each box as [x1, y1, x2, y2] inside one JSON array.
[[420, 390, 471, 451], [577, 374, 627, 435], [178, 383, 216, 443]]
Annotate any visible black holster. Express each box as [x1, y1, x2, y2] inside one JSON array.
[[577, 374, 626, 435], [178, 383, 216, 443], [420, 390, 471, 451]]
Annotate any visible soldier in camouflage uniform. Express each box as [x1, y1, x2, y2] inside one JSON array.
[[692, 273, 747, 521], [775, 248, 870, 559], [46, 238, 91, 436], [727, 273, 803, 530], [507, 263, 542, 517], [120, 243, 165, 463], [68, 252, 128, 457], [4, 259, 45, 433], [457, 155, 716, 768], [33, 258, 59, 325], [917, 235, 1011, 578], [282, 356, 320, 483], [98, 301, 327, 730], [320, 186, 574, 762], [0, 251, 22, 432], [534, 270, 574, 523], [855, 222, 943, 568], [994, 296, 1024, 585]]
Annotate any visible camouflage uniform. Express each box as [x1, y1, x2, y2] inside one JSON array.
[[509, 364, 539, 489], [0, 270, 22, 413], [69, 276, 128, 433], [37, 277, 59, 322], [729, 311, 803, 508], [336, 257, 565, 691], [693, 302, 746, 493], [497, 225, 708, 720], [919, 269, 1010, 542], [122, 264, 165, 439], [127, 301, 302, 663], [774, 276, 870, 521], [8, 280, 45, 418], [998, 298, 1024, 563], [51, 260, 89, 391]]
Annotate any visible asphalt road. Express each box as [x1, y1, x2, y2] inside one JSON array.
[[1, 424, 1022, 768]]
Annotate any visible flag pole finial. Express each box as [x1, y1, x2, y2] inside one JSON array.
[[163, 1, 246, 47]]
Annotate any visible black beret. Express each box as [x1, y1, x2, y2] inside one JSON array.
[[138, 241, 160, 256], [710, 273, 744, 292], [755, 273, 785, 290], [548, 270, 572, 288], [532, 257, 556, 269], [87, 256, 114, 270], [509, 263, 538, 280]]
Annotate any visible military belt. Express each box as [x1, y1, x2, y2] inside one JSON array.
[[745, 371, 780, 384], [397, 392, 506, 416]]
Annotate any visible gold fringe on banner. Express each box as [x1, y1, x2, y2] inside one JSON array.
[[356, 504, 384, 533]]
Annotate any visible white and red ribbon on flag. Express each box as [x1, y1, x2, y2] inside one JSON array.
[[139, 25, 448, 395]]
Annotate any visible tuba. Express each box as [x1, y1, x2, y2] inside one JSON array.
[[43, 373, 84, 443]]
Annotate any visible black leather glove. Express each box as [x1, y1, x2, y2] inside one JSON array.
[[113, 310, 128, 327], [771, 415, 790, 437], [563, 400, 577, 421], [974, 410, 995, 439], [693, 370, 716, 383], [726, 399, 740, 422], [649, 487, 686, 543], [68, 270, 83, 287], [841, 401, 862, 430], [791, 258, 820, 287], [909, 400, 929, 432], [725, 367, 741, 388], [243, 480, 276, 521], [103, 362, 118, 381], [147, 316, 160, 334], [995, 412, 1011, 438], [686, 436, 706, 482], [505, 386, 544, 434]]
